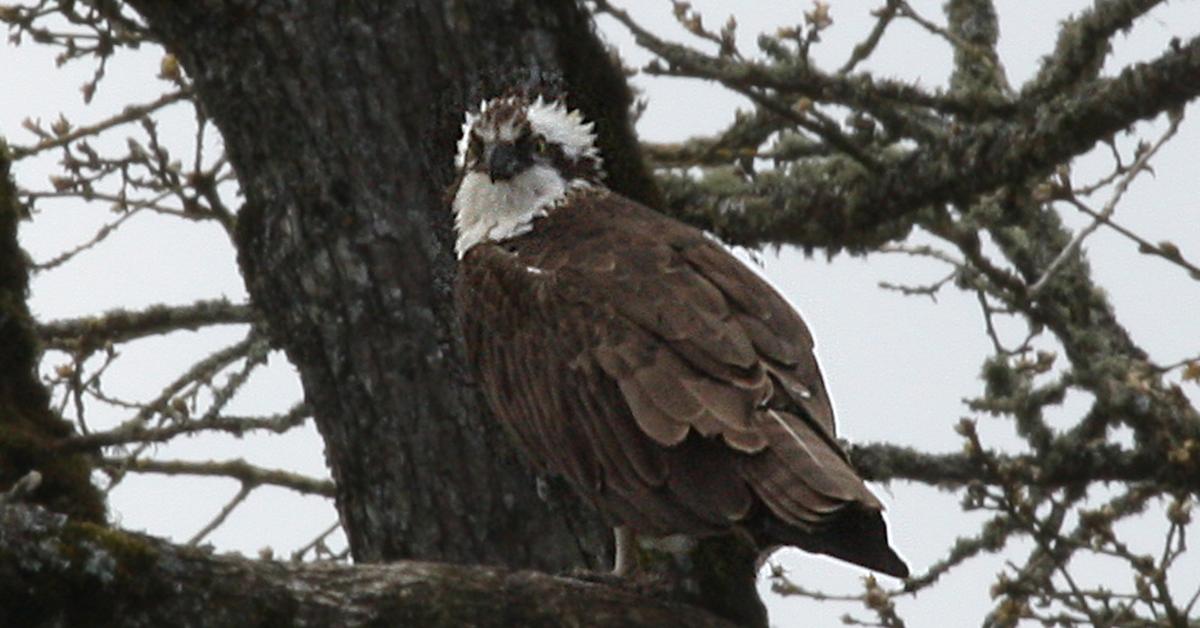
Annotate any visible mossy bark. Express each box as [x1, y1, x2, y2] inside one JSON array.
[[0, 141, 105, 524], [0, 503, 735, 628]]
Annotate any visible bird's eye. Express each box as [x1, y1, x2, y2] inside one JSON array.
[[535, 137, 548, 154]]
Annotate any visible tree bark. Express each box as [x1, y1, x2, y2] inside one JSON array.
[[0, 503, 734, 628], [0, 143, 105, 525], [122, 0, 654, 571]]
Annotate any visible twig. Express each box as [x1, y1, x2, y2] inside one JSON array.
[[188, 483, 252, 546], [735, 87, 883, 172], [1064, 197, 1200, 282], [1184, 581, 1200, 617], [641, 108, 784, 168], [1152, 354, 1200, 374], [975, 289, 1008, 355], [770, 573, 868, 602], [291, 520, 345, 562], [591, 0, 1005, 121], [878, 269, 956, 302], [57, 403, 311, 452], [129, 330, 263, 426], [839, 0, 901, 74], [1029, 111, 1184, 297], [100, 457, 336, 497], [10, 90, 191, 159], [31, 207, 142, 271], [896, 1, 1002, 83], [98, 330, 267, 493]]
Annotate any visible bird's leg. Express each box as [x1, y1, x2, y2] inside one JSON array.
[[612, 526, 637, 576]]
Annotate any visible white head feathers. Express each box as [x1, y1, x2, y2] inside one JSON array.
[[451, 95, 604, 258], [525, 97, 602, 163], [454, 95, 602, 171]]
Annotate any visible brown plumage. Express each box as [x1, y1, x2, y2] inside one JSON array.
[[456, 184, 908, 578]]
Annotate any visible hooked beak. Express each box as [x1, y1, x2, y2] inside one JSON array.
[[487, 143, 528, 182]]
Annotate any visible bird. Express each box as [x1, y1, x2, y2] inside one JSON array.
[[451, 91, 908, 579]]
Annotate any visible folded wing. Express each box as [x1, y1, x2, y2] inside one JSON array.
[[456, 190, 907, 577]]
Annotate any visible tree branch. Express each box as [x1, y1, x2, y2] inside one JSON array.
[[1025, 0, 1168, 101], [57, 403, 311, 452], [1028, 110, 1183, 297], [98, 457, 336, 498], [849, 442, 1198, 495], [594, 0, 1007, 118], [9, 90, 191, 159], [0, 504, 734, 628], [38, 299, 258, 352], [656, 35, 1200, 251]]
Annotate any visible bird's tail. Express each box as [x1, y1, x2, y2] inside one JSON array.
[[755, 507, 910, 578]]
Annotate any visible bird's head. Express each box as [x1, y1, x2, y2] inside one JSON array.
[[451, 94, 604, 257], [456, 94, 604, 184]]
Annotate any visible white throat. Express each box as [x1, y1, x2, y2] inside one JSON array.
[[452, 165, 586, 258]]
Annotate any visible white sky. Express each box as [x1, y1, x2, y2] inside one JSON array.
[[2, 1, 1198, 625]]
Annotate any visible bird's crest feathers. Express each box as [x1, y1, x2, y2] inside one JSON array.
[[456, 95, 602, 171]]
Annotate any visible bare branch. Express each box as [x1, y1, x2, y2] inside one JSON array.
[[1066, 198, 1200, 282], [39, 299, 257, 352], [128, 330, 265, 427], [10, 90, 191, 159], [187, 482, 253, 546], [290, 520, 345, 562], [99, 457, 336, 498], [839, 1, 902, 74], [29, 207, 142, 271], [57, 403, 311, 452], [641, 108, 786, 168], [1030, 111, 1184, 297], [593, 0, 1008, 118]]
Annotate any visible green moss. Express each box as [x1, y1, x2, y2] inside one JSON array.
[[0, 514, 168, 627], [982, 355, 1017, 398], [0, 139, 106, 523], [61, 520, 161, 576]]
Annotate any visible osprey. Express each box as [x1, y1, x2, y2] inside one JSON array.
[[452, 93, 908, 578]]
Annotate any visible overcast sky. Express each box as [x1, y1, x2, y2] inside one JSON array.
[[2, 1, 1197, 625]]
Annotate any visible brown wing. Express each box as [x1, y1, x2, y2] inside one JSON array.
[[458, 243, 749, 534], [456, 188, 906, 576]]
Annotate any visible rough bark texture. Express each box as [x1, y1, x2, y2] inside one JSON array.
[[123, 0, 652, 571], [0, 504, 734, 628], [0, 143, 105, 525]]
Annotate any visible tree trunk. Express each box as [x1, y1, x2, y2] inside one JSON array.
[[0, 144, 104, 525], [123, 0, 656, 570]]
